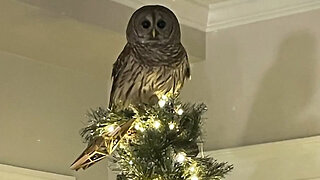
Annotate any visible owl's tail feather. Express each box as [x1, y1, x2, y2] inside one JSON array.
[[70, 119, 135, 171]]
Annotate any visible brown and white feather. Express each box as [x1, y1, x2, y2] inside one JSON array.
[[109, 43, 190, 108]]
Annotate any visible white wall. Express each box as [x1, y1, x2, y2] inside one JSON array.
[[182, 9, 320, 150], [208, 136, 320, 180], [0, 51, 109, 180], [106, 136, 320, 180], [0, 164, 75, 180]]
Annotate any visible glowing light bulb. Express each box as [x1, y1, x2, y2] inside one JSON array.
[[169, 122, 175, 130], [107, 125, 115, 133], [158, 99, 166, 108], [189, 166, 196, 172], [129, 160, 133, 165], [176, 152, 186, 163], [135, 124, 145, 132], [134, 124, 140, 130], [177, 108, 184, 115], [190, 175, 199, 180], [154, 121, 161, 129], [161, 95, 168, 100]]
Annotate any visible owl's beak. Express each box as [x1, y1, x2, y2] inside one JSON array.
[[152, 28, 156, 38]]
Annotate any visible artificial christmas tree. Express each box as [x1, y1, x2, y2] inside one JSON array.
[[71, 97, 233, 179]]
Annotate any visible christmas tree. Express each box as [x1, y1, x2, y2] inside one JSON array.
[[71, 96, 233, 179]]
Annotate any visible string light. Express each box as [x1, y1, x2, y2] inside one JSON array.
[[129, 160, 133, 165], [190, 175, 199, 180], [177, 108, 184, 115], [189, 166, 196, 172], [135, 123, 145, 132], [107, 125, 115, 133], [161, 95, 168, 100], [169, 122, 175, 130], [175, 152, 186, 163], [134, 124, 140, 130], [158, 99, 166, 108], [154, 121, 161, 129], [158, 95, 168, 108]]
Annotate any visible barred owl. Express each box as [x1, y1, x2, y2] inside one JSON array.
[[109, 5, 190, 108], [71, 5, 191, 171]]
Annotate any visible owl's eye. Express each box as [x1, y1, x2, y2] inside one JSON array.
[[157, 20, 166, 29], [141, 20, 151, 29]]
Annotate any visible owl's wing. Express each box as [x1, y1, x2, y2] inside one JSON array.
[[184, 54, 191, 80], [109, 43, 131, 108]]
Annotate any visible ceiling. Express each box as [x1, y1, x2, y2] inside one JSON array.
[[191, 0, 230, 5]]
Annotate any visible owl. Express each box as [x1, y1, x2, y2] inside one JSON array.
[[71, 5, 190, 171], [109, 5, 190, 108]]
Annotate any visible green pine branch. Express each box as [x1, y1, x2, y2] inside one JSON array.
[[80, 98, 233, 179]]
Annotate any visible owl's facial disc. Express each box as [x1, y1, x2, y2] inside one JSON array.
[[135, 14, 172, 43], [126, 5, 181, 44]]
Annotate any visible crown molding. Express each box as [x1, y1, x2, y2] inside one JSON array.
[[207, 0, 320, 32], [112, 0, 320, 32]]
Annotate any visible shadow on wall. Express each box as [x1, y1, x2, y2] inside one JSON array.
[[181, 34, 242, 150], [243, 32, 318, 145], [17, 0, 133, 34]]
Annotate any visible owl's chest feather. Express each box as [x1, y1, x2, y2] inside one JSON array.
[[127, 55, 185, 94], [131, 43, 186, 67], [111, 43, 189, 107]]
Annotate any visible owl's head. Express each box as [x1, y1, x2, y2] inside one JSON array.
[[126, 5, 181, 44]]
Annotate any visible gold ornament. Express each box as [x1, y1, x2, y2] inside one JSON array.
[[70, 119, 135, 170]]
